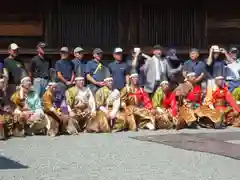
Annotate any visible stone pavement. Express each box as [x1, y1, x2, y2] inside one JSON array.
[[1, 128, 240, 180]]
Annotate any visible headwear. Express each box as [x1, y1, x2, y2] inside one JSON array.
[[229, 47, 239, 54], [45, 82, 57, 90], [129, 73, 139, 78], [113, 47, 123, 53], [93, 48, 103, 54], [211, 45, 220, 53], [20, 76, 31, 84], [9, 43, 19, 50], [60, 47, 69, 53], [74, 47, 84, 53], [215, 76, 224, 80], [75, 77, 84, 81], [190, 48, 199, 53], [160, 81, 169, 85], [166, 48, 179, 61], [186, 72, 196, 77], [153, 44, 164, 51], [37, 42, 47, 49]]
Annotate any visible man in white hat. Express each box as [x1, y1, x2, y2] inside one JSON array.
[[65, 75, 97, 132], [108, 47, 128, 90], [121, 72, 156, 130], [10, 76, 49, 136], [4, 43, 27, 106]]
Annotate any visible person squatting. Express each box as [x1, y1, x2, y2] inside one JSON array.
[[1, 43, 240, 140]]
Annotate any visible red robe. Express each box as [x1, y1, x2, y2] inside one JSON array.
[[212, 85, 240, 112], [129, 88, 153, 109], [186, 85, 202, 105], [162, 91, 177, 116]]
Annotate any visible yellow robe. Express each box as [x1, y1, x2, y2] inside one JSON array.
[[94, 86, 126, 132], [66, 86, 96, 131]]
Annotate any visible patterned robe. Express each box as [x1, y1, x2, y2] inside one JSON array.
[[66, 86, 96, 131], [11, 89, 47, 136], [121, 85, 155, 130], [94, 86, 128, 132], [202, 84, 240, 127], [152, 87, 185, 129]]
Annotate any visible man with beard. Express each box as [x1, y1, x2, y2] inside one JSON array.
[[65, 74, 97, 132], [4, 43, 27, 106], [93, 69, 128, 132], [11, 76, 47, 136], [121, 72, 155, 130]]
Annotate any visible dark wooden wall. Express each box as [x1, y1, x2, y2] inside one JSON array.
[[1, 0, 240, 53]]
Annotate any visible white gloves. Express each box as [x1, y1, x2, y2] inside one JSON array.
[[209, 104, 215, 110], [99, 106, 108, 114]]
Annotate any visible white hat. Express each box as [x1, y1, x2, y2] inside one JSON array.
[[215, 76, 224, 80], [9, 43, 19, 50], [74, 47, 84, 53], [75, 77, 84, 81], [60, 47, 69, 53], [129, 73, 139, 78], [187, 72, 196, 77], [114, 47, 123, 53], [104, 77, 113, 82], [211, 45, 220, 53], [20, 76, 31, 84], [160, 81, 169, 85], [48, 82, 57, 86]]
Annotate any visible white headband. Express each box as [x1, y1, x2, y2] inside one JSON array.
[[20, 77, 31, 84], [75, 77, 84, 81], [187, 72, 196, 77], [104, 77, 113, 82], [160, 81, 169, 85], [48, 82, 57, 86], [0, 78, 4, 83], [215, 76, 224, 80], [130, 73, 139, 78]]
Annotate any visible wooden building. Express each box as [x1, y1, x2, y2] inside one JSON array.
[[0, 0, 240, 55]]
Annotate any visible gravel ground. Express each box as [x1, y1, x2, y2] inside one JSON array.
[[1, 128, 240, 180]]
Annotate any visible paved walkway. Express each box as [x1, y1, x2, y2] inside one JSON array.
[[1, 128, 240, 180]]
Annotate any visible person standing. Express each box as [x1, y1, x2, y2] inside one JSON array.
[[29, 42, 49, 97], [86, 48, 107, 94], [108, 47, 128, 90], [144, 45, 182, 96], [72, 47, 87, 77], [3, 43, 27, 106], [206, 45, 229, 87], [55, 47, 74, 91]]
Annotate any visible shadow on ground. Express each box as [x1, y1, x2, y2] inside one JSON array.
[[0, 156, 28, 170], [131, 132, 240, 160]]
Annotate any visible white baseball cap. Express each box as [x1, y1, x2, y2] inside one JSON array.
[[9, 43, 19, 50], [114, 47, 123, 53]]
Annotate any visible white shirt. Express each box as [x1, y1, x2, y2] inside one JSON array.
[[226, 62, 240, 80], [153, 56, 161, 81]]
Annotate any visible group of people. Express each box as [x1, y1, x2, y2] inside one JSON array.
[[1, 42, 240, 140]]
